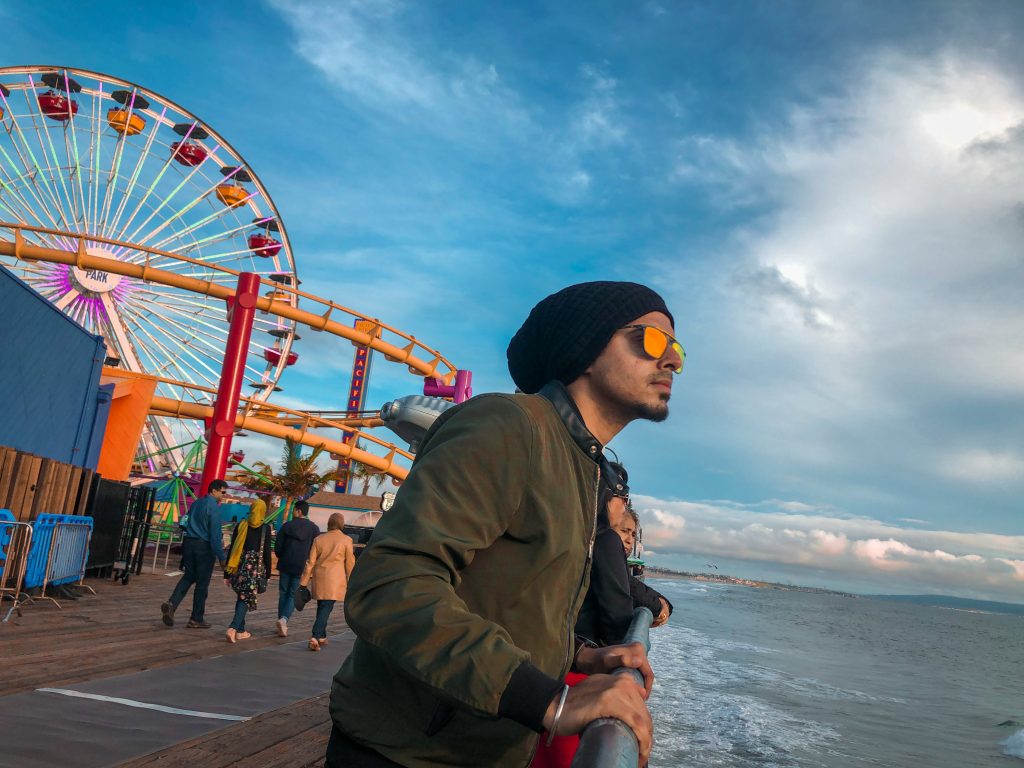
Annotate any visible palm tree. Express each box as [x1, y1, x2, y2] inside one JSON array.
[[243, 438, 337, 522], [347, 459, 388, 496]]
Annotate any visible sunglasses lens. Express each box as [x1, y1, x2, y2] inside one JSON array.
[[670, 342, 685, 374], [642, 326, 668, 359]]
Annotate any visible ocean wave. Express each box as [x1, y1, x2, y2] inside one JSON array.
[[648, 623, 840, 767], [1002, 728, 1024, 760]]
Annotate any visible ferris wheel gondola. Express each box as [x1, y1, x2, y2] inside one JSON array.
[[0, 65, 300, 470]]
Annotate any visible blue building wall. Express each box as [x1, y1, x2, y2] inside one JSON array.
[[0, 264, 109, 469]]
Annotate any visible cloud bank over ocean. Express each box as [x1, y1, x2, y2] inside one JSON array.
[[636, 493, 1024, 601]]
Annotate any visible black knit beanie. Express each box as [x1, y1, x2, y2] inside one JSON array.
[[506, 281, 674, 394]]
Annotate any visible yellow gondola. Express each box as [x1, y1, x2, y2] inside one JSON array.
[[215, 183, 249, 209], [107, 108, 146, 136]]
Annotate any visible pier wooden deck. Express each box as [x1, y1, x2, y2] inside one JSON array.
[[0, 567, 339, 767]]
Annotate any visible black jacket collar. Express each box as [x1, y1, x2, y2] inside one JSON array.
[[537, 383, 628, 498], [538, 380, 603, 460]]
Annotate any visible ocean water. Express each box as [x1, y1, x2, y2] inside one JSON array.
[[644, 578, 1024, 767]]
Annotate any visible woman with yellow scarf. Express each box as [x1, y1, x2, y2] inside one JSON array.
[[224, 498, 273, 643]]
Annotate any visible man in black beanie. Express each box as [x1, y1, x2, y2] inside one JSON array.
[[328, 281, 682, 768]]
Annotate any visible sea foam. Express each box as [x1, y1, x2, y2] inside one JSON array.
[[646, 618, 839, 767], [1002, 729, 1024, 760]]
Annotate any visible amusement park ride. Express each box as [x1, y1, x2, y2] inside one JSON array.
[[0, 65, 471, 523]]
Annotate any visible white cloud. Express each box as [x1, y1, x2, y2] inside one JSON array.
[[940, 449, 1024, 484], [634, 493, 1024, 600], [660, 53, 1024, 515], [571, 66, 628, 151], [269, 0, 530, 135]]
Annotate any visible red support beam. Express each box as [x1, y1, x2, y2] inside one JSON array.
[[199, 272, 261, 496]]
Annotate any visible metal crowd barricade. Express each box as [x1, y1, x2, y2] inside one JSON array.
[[147, 522, 184, 574], [1, 510, 33, 622], [22, 513, 96, 609], [571, 607, 654, 768], [113, 486, 156, 584]]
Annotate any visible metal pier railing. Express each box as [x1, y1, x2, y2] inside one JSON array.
[[572, 607, 654, 768]]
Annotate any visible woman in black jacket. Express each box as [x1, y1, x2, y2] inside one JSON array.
[[574, 463, 673, 647], [617, 505, 672, 627]]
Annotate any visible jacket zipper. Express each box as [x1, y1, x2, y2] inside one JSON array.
[[527, 462, 601, 768], [561, 461, 601, 676]]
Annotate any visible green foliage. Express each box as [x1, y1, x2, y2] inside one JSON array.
[[238, 439, 338, 514]]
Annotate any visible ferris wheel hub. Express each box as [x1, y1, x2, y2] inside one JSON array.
[[71, 247, 124, 294]]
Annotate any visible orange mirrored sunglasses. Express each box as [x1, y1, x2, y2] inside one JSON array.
[[622, 324, 686, 373]]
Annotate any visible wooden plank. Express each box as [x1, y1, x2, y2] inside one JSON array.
[[9, 454, 40, 521], [49, 462, 72, 518], [29, 458, 55, 518], [117, 693, 333, 768], [74, 469, 95, 516], [63, 465, 83, 515], [32, 457, 53, 517], [6, 453, 28, 517], [22, 456, 43, 521], [0, 446, 17, 506], [0, 447, 22, 508], [50, 461, 71, 514]]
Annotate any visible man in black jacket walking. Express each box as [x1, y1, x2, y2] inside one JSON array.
[[274, 499, 320, 637]]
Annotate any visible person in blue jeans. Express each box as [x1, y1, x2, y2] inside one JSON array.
[[224, 499, 273, 643], [161, 479, 228, 629], [273, 499, 320, 637], [300, 513, 355, 651]]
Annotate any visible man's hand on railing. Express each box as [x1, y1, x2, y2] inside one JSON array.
[[541, 674, 653, 765], [574, 642, 654, 697]]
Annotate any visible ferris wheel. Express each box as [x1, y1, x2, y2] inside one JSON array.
[[0, 66, 300, 470]]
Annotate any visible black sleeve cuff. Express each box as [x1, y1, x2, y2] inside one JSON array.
[[497, 661, 564, 732]]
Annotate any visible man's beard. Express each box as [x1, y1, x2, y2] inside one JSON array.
[[634, 398, 669, 423], [633, 374, 672, 422], [592, 371, 672, 426]]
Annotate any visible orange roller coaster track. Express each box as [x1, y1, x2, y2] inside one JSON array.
[[0, 222, 459, 383], [115, 368, 411, 480], [149, 396, 410, 481]]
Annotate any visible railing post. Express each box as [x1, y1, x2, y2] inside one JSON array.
[[571, 607, 654, 768]]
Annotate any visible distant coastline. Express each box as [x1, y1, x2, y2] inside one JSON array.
[[868, 593, 1024, 616], [645, 566, 1024, 615], [644, 566, 857, 597]]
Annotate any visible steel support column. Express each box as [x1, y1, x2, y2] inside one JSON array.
[[199, 272, 260, 495]]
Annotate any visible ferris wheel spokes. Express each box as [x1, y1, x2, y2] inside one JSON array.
[[0, 146, 58, 232], [7, 100, 75, 234], [26, 76, 81, 234], [115, 141, 220, 247], [125, 290, 273, 389], [102, 104, 167, 240], [103, 110, 194, 244], [137, 174, 255, 254]]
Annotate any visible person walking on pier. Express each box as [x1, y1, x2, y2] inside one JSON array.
[[224, 498, 273, 643], [329, 281, 683, 767], [300, 512, 355, 651], [274, 499, 319, 637], [161, 479, 228, 629]]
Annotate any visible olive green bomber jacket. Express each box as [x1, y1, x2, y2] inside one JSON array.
[[330, 384, 604, 767]]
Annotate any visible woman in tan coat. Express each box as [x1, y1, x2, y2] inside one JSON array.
[[300, 512, 355, 651]]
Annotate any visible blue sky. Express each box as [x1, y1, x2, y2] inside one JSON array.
[[6, 1, 1023, 600]]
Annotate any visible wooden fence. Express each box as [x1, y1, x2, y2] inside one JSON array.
[[0, 445, 94, 522]]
